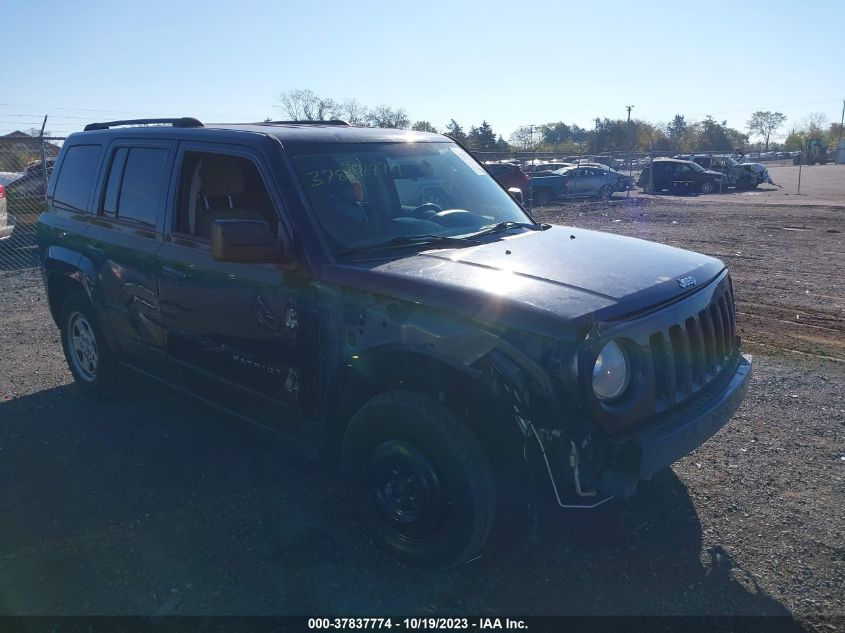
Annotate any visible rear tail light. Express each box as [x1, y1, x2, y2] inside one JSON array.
[[0, 185, 5, 198]]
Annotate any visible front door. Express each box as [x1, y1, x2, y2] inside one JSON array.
[[156, 143, 308, 433]]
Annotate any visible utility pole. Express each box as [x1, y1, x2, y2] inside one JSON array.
[[594, 118, 601, 156], [626, 106, 635, 198], [838, 99, 844, 152]]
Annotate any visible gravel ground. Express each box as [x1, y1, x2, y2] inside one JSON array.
[[0, 190, 843, 630]]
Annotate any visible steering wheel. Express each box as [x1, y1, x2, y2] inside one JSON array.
[[408, 202, 443, 219]]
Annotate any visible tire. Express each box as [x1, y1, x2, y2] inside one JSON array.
[[737, 177, 754, 191], [59, 291, 120, 396], [342, 390, 496, 568], [597, 184, 613, 201], [533, 188, 552, 206], [699, 180, 716, 194]]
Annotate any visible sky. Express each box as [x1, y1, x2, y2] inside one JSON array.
[[1, 0, 843, 142]]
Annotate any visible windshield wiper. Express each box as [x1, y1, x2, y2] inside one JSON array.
[[464, 221, 550, 239], [336, 234, 479, 257]]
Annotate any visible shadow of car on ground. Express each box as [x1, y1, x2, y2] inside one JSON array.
[[0, 377, 804, 625]]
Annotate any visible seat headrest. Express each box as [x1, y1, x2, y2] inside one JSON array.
[[200, 157, 245, 197]]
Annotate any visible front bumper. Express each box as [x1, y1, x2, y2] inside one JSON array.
[[571, 353, 753, 498], [622, 353, 752, 479]]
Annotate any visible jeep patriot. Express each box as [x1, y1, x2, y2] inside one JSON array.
[[37, 118, 752, 567]]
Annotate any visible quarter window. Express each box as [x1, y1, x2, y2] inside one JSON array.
[[52, 145, 102, 213]]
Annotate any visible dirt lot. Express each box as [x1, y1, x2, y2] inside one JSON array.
[[0, 184, 843, 630]]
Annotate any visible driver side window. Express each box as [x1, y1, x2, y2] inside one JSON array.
[[174, 151, 278, 240]]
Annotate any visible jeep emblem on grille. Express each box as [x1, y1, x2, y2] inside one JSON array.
[[677, 275, 697, 289]]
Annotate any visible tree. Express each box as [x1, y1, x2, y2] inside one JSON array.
[[801, 112, 828, 138], [366, 105, 409, 129], [539, 122, 572, 146], [698, 116, 747, 151], [467, 120, 497, 151], [411, 120, 438, 133], [508, 125, 540, 151], [746, 111, 786, 151], [444, 119, 468, 145], [277, 89, 339, 120], [666, 114, 687, 148], [338, 98, 369, 126]]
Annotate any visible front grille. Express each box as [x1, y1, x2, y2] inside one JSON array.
[[648, 283, 737, 412]]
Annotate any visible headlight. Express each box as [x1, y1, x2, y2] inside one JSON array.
[[592, 340, 630, 401]]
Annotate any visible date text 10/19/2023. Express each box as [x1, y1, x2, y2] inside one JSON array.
[[308, 618, 528, 630]]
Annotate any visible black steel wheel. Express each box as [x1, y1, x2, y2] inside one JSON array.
[[342, 391, 495, 568]]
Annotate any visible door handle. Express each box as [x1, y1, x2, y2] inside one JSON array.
[[161, 266, 188, 281], [85, 244, 105, 257]]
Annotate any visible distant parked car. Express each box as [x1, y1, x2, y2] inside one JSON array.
[[5, 158, 55, 228], [484, 162, 531, 194], [638, 158, 724, 194], [676, 154, 766, 190], [0, 171, 23, 186], [531, 166, 631, 203], [524, 161, 575, 175], [0, 184, 12, 241]]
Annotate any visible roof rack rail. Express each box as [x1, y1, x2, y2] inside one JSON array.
[[258, 120, 350, 127], [83, 117, 204, 132]]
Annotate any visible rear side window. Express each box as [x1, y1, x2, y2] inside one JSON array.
[[52, 145, 102, 213], [101, 147, 170, 226]]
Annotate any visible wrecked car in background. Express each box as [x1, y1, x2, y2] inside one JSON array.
[[38, 118, 752, 568], [677, 154, 773, 189]]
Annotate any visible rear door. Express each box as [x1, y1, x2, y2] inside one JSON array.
[[572, 168, 600, 195], [84, 139, 176, 364], [156, 142, 308, 432]]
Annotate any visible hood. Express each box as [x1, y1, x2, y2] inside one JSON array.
[[741, 162, 766, 173], [321, 226, 725, 339], [703, 169, 724, 179]]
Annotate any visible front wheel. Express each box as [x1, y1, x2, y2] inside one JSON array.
[[342, 391, 496, 568], [700, 180, 716, 194], [59, 292, 120, 396], [597, 184, 613, 201], [533, 188, 552, 206]]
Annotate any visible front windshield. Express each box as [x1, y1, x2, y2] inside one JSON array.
[[723, 156, 739, 167], [290, 142, 532, 254], [689, 161, 705, 172]]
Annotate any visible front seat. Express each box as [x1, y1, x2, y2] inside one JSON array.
[[194, 156, 265, 239]]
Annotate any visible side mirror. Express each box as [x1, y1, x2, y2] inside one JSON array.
[[507, 187, 524, 204], [211, 219, 286, 263]]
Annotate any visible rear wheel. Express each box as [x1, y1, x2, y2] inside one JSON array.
[[342, 391, 496, 568], [59, 292, 119, 396]]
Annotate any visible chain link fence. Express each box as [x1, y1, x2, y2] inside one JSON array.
[[0, 136, 64, 277]]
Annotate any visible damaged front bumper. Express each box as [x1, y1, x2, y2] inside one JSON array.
[[614, 353, 752, 482], [539, 353, 752, 506]]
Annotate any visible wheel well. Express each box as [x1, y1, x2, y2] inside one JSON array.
[[46, 274, 84, 325], [322, 351, 515, 466]]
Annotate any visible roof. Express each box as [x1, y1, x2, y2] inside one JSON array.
[[72, 121, 445, 145]]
